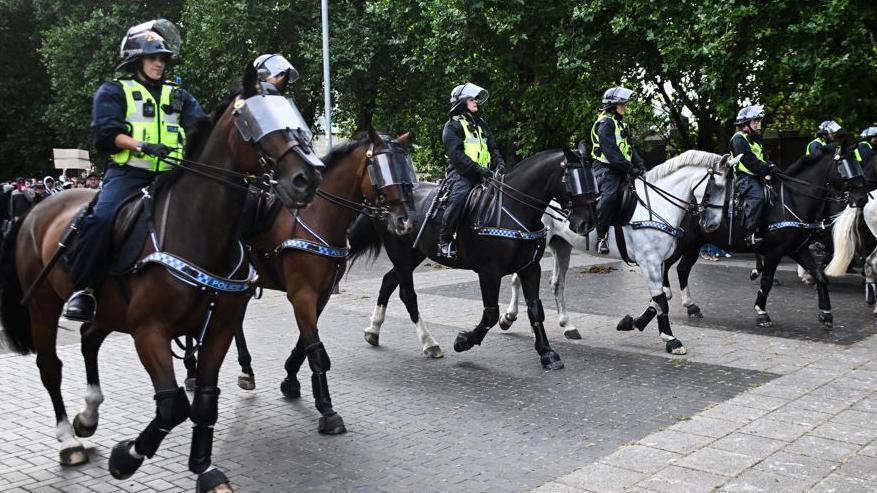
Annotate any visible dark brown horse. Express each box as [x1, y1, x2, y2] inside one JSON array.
[[0, 63, 322, 492], [189, 130, 417, 435]]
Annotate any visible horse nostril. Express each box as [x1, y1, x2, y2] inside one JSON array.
[[292, 172, 309, 191]]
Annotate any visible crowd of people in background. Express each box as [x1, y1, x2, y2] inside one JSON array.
[[1, 172, 101, 232]]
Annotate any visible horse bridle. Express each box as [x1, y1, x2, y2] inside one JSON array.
[[314, 139, 417, 220]]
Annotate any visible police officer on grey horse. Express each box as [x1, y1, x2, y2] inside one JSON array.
[[591, 86, 645, 254], [729, 105, 778, 245], [438, 82, 506, 259], [64, 19, 206, 321]]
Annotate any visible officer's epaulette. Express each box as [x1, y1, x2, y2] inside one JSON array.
[[163, 79, 179, 86]]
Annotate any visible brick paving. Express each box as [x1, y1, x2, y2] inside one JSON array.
[[0, 251, 874, 492]]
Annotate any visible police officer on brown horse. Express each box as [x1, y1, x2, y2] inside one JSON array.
[[64, 20, 206, 321], [438, 82, 506, 259], [591, 86, 645, 254]]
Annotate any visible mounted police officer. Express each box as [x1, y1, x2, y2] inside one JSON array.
[[591, 86, 644, 254], [854, 126, 877, 168], [729, 105, 778, 245], [438, 82, 506, 259], [64, 19, 206, 322], [253, 53, 299, 94], [806, 120, 842, 158]]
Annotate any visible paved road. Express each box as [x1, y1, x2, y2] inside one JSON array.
[[0, 251, 874, 492]]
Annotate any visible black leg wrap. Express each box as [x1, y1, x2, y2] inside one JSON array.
[[816, 282, 831, 311], [306, 343, 346, 434], [651, 293, 669, 315], [196, 468, 230, 493], [526, 300, 545, 324], [657, 313, 673, 338], [189, 386, 220, 475], [634, 306, 658, 331], [454, 307, 498, 352], [134, 388, 190, 459], [755, 289, 767, 311]]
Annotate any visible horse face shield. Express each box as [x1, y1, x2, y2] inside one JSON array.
[[838, 158, 867, 207], [234, 94, 323, 207], [367, 146, 418, 235], [697, 170, 725, 233]]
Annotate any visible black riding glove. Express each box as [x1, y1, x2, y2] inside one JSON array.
[[139, 143, 173, 158], [630, 165, 645, 176], [477, 167, 493, 179]]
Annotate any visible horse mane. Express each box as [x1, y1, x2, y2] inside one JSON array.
[[321, 133, 368, 168], [505, 149, 563, 177], [647, 150, 724, 181]]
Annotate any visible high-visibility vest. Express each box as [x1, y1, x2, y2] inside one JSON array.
[[730, 131, 764, 175], [854, 141, 873, 163], [590, 112, 631, 164], [805, 137, 827, 156], [452, 115, 490, 167], [111, 79, 184, 172]]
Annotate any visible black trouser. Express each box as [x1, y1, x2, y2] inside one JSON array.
[[735, 173, 764, 234], [439, 169, 475, 243], [595, 165, 624, 237]]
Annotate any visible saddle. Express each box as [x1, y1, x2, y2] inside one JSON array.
[[423, 177, 503, 231]]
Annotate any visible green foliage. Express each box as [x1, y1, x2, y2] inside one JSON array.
[[3, 0, 876, 177]]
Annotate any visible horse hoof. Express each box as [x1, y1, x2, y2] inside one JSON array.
[[280, 378, 301, 398], [318, 413, 347, 435], [498, 313, 517, 330], [72, 413, 97, 438], [540, 351, 564, 370], [184, 377, 197, 392], [423, 345, 444, 358], [453, 332, 473, 352], [109, 439, 143, 479], [665, 339, 686, 355], [563, 328, 582, 340], [818, 313, 833, 330], [196, 468, 231, 493], [364, 331, 380, 347], [749, 269, 760, 281], [59, 443, 88, 466], [756, 314, 773, 328], [237, 373, 255, 391], [616, 315, 634, 331], [686, 305, 703, 319]]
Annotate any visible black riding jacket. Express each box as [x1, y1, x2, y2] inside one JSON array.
[[442, 112, 506, 179], [594, 112, 644, 173], [730, 132, 772, 176]]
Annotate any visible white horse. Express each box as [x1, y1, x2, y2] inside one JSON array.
[[502, 150, 734, 354], [824, 202, 877, 314]]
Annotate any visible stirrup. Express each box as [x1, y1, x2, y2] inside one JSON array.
[[63, 289, 96, 322], [596, 236, 610, 254], [744, 233, 762, 246], [437, 242, 456, 259]]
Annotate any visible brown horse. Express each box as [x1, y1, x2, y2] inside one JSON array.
[[196, 130, 418, 435], [0, 62, 322, 492]]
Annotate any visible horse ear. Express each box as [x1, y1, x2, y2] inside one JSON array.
[[718, 153, 730, 170], [395, 132, 413, 147], [242, 59, 258, 98]]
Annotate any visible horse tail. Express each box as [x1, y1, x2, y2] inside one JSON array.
[[824, 206, 862, 277], [347, 213, 382, 268], [0, 215, 34, 354]]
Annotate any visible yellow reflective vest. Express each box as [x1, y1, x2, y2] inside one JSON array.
[[453, 115, 490, 167], [111, 79, 185, 172], [590, 112, 632, 164], [731, 131, 764, 175]]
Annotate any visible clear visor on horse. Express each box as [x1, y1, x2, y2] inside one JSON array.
[[368, 152, 418, 189], [235, 95, 313, 145], [838, 158, 864, 180], [566, 165, 598, 199]]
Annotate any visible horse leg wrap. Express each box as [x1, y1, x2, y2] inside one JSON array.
[[188, 386, 220, 475], [306, 342, 335, 417], [472, 307, 500, 345], [634, 306, 658, 331], [755, 289, 767, 312], [816, 281, 831, 311], [657, 314, 674, 338], [135, 388, 190, 459], [652, 293, 669, 315], [527, 300, 550, 352]]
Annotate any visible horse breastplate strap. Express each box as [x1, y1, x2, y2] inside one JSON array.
[[767, 221, 825, 231], [476, 227, 547, 240], [275, 239, 348, 258], [629, 220, 684, 238], [136, 251, 257, 292]]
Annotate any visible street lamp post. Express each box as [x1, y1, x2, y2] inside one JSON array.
[[321, 0, 332, 150]]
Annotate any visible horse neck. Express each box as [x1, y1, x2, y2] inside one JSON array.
[[781, 156, 835, 220], [639, 167, 701, 226], [503, 155, 562, 224], [299, 147, 366, 246], [160, 133, 248, 274]]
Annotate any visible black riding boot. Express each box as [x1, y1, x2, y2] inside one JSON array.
[[63, 288, 96, 322]]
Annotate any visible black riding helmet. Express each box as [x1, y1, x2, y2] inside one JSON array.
[[116, 19, 181, 71]]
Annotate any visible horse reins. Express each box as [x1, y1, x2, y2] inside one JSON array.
[[485, 176, 571, 222]]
